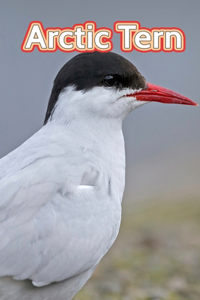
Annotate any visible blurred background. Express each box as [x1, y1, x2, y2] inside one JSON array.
[[0, 1, 200, 299]]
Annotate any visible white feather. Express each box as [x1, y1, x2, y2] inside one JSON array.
[[0, 86, 140, 299]]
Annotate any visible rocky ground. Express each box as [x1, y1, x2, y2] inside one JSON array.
[[74, 198, 200, 300]]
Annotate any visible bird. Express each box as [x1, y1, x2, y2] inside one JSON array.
[[0, 52, 197, 300]]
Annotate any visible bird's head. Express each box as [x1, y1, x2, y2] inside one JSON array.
[[44, 52, 197, 125]]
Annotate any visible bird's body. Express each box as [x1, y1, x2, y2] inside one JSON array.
[[0, 91, 125, 299], [0, 52, 197, 299]]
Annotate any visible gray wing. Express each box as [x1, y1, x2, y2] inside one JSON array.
[[0, 142, 111, 288]]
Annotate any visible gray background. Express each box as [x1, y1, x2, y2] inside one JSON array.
[[0, 0, 199, 205]]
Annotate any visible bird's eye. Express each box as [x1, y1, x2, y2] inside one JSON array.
[[103, 75, 117, 87]]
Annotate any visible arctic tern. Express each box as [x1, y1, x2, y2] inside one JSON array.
[[0, 52, 197, 300]]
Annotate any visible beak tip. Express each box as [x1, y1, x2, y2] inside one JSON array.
[[190, 101, 199, 107]]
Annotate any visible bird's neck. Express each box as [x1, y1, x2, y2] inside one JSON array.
[[49, 113, 123, 148], [47, 92, 124, 145], [46, 115, 126, 204]]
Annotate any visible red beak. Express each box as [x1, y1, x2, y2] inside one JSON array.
[[133, 83, 198, 106]]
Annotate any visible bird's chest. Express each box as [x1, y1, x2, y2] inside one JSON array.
[[87, 143, 125, 247], [58, 131, 126, 259], [73, 138, 126, 256], [101, 153, 125, 206], [98, 137, 125, 205]]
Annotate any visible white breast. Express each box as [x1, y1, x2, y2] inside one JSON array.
[[0, 86, 127, 299]]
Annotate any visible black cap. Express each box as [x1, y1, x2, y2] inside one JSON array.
[[44, 52, 146, 124]]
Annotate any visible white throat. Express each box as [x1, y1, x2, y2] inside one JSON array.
[[48, 86, 147, 128]]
